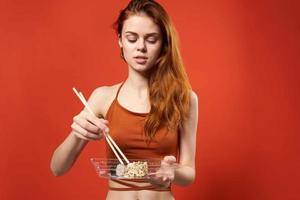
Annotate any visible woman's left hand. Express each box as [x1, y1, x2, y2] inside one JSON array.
[[149, 156, 177, 188]]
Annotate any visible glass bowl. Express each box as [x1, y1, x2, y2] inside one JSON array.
[[90, 158, 162, 179]]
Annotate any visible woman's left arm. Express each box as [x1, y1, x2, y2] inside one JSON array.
[[150, 91, 198, 187], [173, 91, 198, 186]]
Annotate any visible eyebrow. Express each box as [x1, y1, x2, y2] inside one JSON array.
[[124, 31, 160, 37]]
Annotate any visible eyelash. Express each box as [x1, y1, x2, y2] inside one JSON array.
[[127, 39, 136, 43], [127, 38, 157, 44]]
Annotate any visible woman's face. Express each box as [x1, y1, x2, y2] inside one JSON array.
[[119, 13, 162, 73]]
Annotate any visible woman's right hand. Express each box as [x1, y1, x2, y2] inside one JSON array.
[[71, 110, 109, 141]]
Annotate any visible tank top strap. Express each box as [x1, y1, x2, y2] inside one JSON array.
[[114, 82, 125, 101], [105, 82, 124, 120]]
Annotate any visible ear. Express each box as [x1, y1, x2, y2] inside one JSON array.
[[118, 34, 123, 48]]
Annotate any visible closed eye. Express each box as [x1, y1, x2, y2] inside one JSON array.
[[146, 39, 157, 44], [146, 36, 159, 44], [126, 35, 137, 43], [127, 39, 137, 43], [125, 36, 159, 44]]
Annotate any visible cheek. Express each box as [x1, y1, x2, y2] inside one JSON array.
[[122, 44, 135, 56], [149, 45, 162, 58]]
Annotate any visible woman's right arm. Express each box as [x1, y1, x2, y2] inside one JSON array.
[[50, 87, 109, 176]]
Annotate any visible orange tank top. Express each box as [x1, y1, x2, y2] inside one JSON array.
[[105, 82, 179, 191]]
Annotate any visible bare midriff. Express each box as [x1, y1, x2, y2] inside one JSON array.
[[107, 179, 175, 200]]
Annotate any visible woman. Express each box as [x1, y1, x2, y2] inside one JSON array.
[[51, 0, 198, 199]]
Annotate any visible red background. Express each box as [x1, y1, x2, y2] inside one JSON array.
[[1, 0, 299, 199]]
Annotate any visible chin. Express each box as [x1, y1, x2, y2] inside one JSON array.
[[129, 62, 153, 73]]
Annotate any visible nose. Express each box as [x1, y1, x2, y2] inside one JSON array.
[[137, 39, 146, 52]]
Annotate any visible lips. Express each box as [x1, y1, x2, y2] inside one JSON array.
[[134, 56, 148, 64]]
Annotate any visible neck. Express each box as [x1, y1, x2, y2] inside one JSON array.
[[124, 66, 149, 98], [126, 67, 149, 90]]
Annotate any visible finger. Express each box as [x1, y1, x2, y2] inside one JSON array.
[[169, 174, 175, 181], [149, 172, 171, 188], [160, 174, 172, 185], [73, 116, 101, 134], [149, 170, 162, 179], [72, 130, 101, 141], [71, 123, 102, 140], [102, 119, 109, 125], [157, 176, 170, 187], [165, 171, 175, 181], [149, 175, 164, 186], [154, 167, 174, 183], [160, 160, 170, 169], [163, 176, 167, 181], [163, 156, 176, 164], [85, 115, 110, 133], [79, 111, 109, 132], [72, 130, 90, 141]]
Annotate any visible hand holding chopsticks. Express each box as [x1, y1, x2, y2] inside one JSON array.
[[72, 87, 130, 165]]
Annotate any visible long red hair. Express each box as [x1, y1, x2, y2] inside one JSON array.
[[114, 0, 191, 140]]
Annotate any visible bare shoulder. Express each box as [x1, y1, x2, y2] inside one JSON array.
[[91, 83, 122, 100], [181, 90, 198, 134], [190, 90, 198, 108], [87, 83, 122, 118], [186, 90, 198, 122]]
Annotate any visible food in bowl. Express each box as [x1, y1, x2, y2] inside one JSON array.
[[116, 161, 148, 178]]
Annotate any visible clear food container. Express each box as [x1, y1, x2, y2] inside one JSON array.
[[90, 158, 162, 179]]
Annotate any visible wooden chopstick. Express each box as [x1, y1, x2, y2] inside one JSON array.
[[72, 87, 129, 165], [105, 134, 130, 164], [77, 91, 130, 164], [72, 88, 125, 165]]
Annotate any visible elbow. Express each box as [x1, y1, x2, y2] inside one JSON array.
[[50, 164, 67, 177], [188, 170, 196, 185], [51, 167, 62, 177], [174, 168, 196, 186], [179, 175, 195, 186], [50, 162, 63, 176], [51, 170, 60, 177], [186, 174, 196, 186], [186, 169, 196, 185], [50, 156, 66, 177]]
